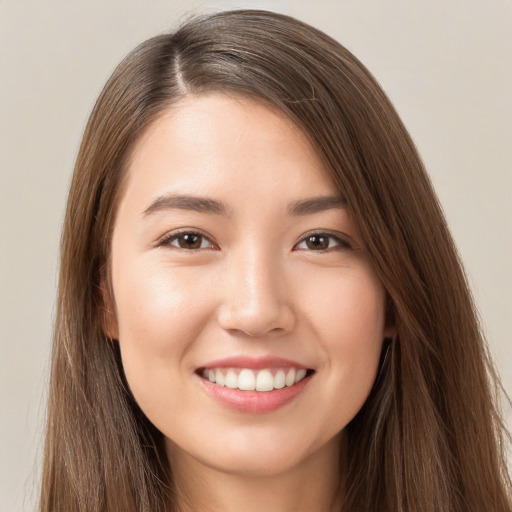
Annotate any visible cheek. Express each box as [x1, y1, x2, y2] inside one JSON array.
[[306, 265, 386, 346], [111, 260, 215, 405], [333, 277, 384, 367], [114, 250, 221, 328], [304, 268, 386, 419], [116, 263, 193, 348]]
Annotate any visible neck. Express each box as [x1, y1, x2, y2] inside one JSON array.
[[168, 434, 345, 512]]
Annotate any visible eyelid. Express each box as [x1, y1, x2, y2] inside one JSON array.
[[293, 230, 356, 251], [156, 228, 219, 250], [154, 228, 357, 251]]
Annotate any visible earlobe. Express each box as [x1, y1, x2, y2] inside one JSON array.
[[100, 280, 119, 340]]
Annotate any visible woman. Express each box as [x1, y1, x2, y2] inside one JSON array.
[[40, 9, 511, 512]]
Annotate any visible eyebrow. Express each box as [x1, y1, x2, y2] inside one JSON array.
[[142, 194, 346, 217], [143, 195, 231, 217], [287, 195, 346, 215]]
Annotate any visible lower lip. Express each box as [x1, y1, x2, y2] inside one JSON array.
[[197, 373, 313, 414]]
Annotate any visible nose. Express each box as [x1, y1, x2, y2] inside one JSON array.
[[217, 250, 296, 338]]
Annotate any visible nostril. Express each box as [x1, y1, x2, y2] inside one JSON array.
[[217, 304, 296, 338]]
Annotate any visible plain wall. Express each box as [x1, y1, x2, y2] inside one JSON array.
[[1, 0, 510, 510]]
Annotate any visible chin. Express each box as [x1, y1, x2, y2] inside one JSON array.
[[166, 425, 342, 479], [199, 446, 307, 477]]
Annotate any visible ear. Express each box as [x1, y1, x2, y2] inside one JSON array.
[[100, 279, 119, 340]]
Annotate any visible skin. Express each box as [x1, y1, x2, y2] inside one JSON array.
[[105, 94, 392, 512]]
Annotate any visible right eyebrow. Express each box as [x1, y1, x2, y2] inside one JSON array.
[[142, 194, 231, 217], [287, 195, 346, 215]]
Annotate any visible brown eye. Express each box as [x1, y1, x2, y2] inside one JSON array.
[[304, 235, 330, 250], [177, 233, 202, 249], [294, 232, 353, 252], [161, 232, 216, 250]]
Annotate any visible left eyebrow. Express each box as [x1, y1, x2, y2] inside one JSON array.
[[287, 195, 346, 215], [142, 194, 231, 217]]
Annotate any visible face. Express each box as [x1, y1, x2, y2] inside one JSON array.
[[107, 94, 391, 477]]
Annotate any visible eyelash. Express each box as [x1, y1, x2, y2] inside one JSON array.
[[157, 229, 354, 253], [294, 231, 353, 252], [158, 230, 219, 251]]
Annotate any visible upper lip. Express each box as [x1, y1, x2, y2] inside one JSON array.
[[198, 356, 312, 371]]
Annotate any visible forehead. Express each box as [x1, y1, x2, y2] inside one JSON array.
[[131, 93, 320, 163], [119, 93, 338, 214]]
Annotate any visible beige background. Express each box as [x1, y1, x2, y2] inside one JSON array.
[[1, 0, 510, 510]]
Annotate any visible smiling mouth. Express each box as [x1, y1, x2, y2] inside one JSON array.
[[197, 367, 315, 392]]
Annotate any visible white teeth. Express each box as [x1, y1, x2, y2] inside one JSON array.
[[285, 368, 296, 387], [225, 369, 238, 389], [274, 370, 286, 389], [256, 369, 274, 392], [202, 367, 310, 391], [238, 369, 256, 390], [295, 368, 307, 383], [215, 369, 225, 387]]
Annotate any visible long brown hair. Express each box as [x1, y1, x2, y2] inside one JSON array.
[[41, 10, 511, 512]]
